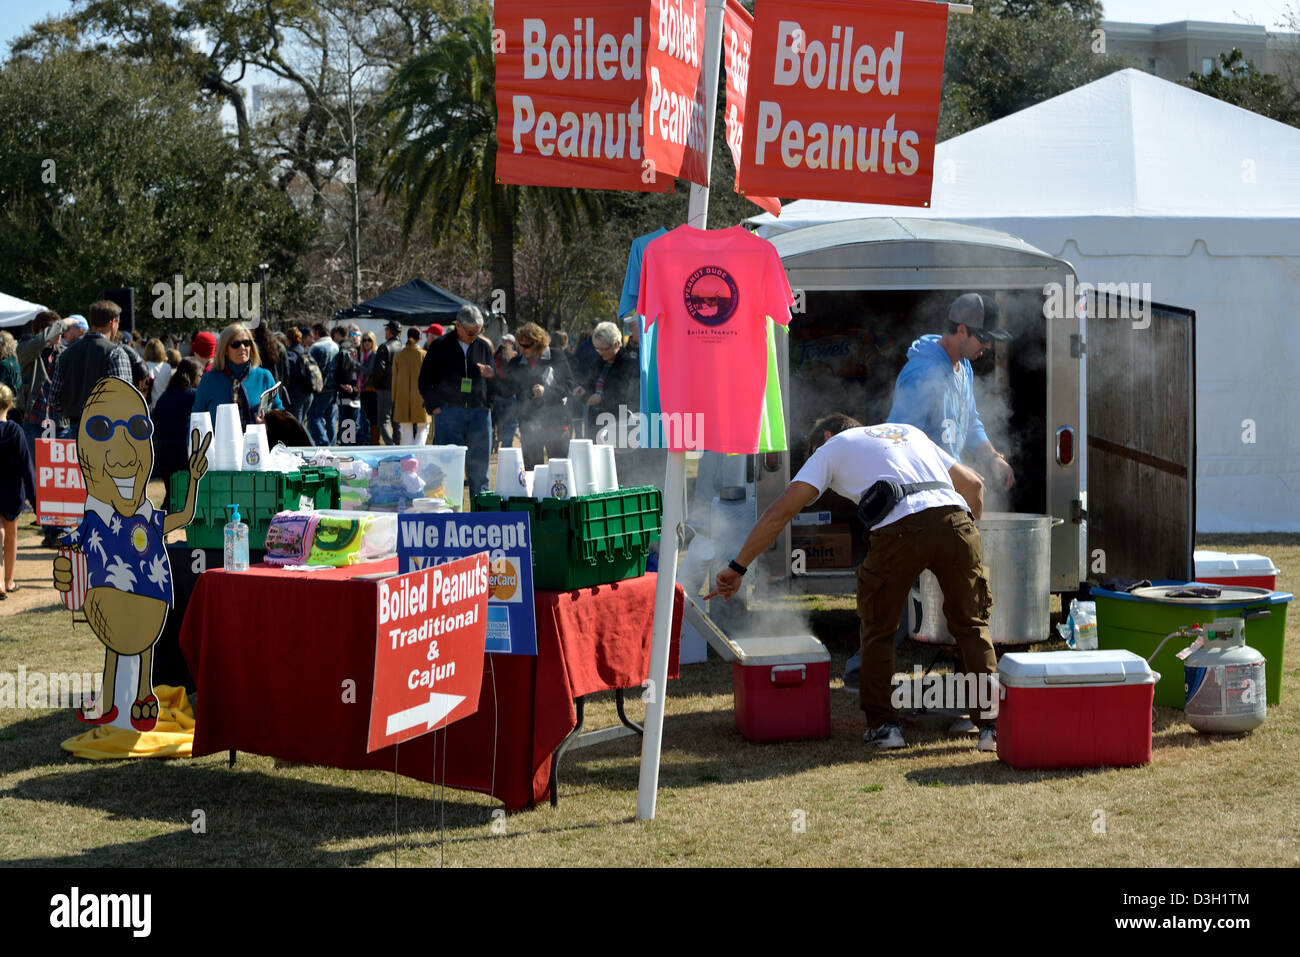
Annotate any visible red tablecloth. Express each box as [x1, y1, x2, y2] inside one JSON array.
[[178, 559, 682, 811]]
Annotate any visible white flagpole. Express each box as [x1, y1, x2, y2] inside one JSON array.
[[637, 0, 727, 822]]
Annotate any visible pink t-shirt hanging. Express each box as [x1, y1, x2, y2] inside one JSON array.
[[637, 224, 794, 454]]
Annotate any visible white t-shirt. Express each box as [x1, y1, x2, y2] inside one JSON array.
[[148, 362, 172, 405], [792, 423, 967, 529]]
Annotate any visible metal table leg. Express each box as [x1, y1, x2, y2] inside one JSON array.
[[549, 696, 587, 808], [615, 688, 644, 734]]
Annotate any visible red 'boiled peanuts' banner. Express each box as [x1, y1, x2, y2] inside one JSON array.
[[722, 0, 779, 216], [737, 0, 948, 207], [494, 0, 710, 192]]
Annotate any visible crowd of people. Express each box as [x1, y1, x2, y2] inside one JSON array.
[[0, 301, 643, 580]]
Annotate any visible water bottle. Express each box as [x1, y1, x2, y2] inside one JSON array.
[[224, 503, 249, 572]]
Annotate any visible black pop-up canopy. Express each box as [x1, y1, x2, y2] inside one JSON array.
[[333, 278, 474, 324]]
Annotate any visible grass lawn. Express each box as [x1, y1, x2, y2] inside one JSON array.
[[3, 494, 1298, 867]]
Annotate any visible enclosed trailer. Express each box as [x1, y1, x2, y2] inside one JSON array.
[[708, 217, 1197, 608]]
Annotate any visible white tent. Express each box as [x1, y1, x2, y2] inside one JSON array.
[[752, 68, 1300, 533], [0, 290, 49, 329]]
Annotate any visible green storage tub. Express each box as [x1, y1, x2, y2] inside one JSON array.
[[170, 468, 341, 550], [474, 486, 661, 590], [1093, 582, 1292, 708]]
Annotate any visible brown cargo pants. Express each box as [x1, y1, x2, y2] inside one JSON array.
[[855, 505, 996, 728]]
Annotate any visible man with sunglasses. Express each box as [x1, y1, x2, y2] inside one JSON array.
[[888, 292, 1015, 491]]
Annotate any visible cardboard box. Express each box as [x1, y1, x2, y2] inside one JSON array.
[[792, 510, 833, 526], [791, 523, 852, 568]]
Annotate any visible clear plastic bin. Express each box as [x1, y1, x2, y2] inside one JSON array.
[[309, 445, 467, 512]]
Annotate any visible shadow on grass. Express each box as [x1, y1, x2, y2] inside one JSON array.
[[0, 710, 91, 777], [902, 760, 1106, 788], [1, 758, 517, 867], [2, 599, 73, 618]]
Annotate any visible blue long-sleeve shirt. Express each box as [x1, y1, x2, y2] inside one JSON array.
[[193, 365, 283, 424], [887, 335, 989, 461]]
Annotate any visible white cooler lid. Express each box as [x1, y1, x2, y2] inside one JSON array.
[[1193, 550, 1279, 577], [998, 650, 1159, 688], [731, 635, 831, 666]]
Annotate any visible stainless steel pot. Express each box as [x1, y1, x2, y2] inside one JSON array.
[[911, 512, 1062, 645]]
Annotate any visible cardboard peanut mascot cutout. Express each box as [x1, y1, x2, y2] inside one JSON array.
[[52, 376, 210, 732]]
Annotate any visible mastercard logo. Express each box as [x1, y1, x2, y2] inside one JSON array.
[[489, 557, 520, 600]]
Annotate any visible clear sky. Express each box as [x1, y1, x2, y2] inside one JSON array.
[[2, 0, 1296, 56], [1103, 0, 1294, 27]]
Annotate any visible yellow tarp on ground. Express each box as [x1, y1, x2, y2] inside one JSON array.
[[60, 685, 195, 760]]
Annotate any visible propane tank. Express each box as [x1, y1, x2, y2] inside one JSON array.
[[1183, 617, 1267, 733]]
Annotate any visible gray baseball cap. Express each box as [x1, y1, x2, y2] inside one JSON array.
[[949, 293, 1011, 341]]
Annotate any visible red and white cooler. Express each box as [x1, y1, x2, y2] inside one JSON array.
[[731, 636, 831, 743], [1192, 550, 1280, 591], [996, 650, 1159, 770]]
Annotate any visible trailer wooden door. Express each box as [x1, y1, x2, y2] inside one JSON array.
[[1084, 297, 1195, 583]]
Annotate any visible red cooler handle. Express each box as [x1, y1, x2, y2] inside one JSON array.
[[771, 665, 806, 687]]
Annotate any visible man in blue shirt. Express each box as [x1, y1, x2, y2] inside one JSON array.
[[888, 293, 1015, 490], [307, 323, 341, 446]]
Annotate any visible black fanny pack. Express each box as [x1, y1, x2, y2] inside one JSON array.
[[858, 480, 953, 540]]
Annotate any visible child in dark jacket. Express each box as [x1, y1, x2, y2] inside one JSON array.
[[0, 384, 37, 597]]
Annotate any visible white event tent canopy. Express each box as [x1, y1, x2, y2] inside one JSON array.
[[0, 290, 49, 329], [751, 68, 1300, 533]]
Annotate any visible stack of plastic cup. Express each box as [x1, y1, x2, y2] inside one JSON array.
[[597, 445, 618, 492], [243, 424, 270, 471], [547, 458, 576, 500], [211, 404, 243, 471], [532, 464, 550, 501], [567, 439, 596, 495], [188, 411, 213, 458], [495, 447, 527, 498]]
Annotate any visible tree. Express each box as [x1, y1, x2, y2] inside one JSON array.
[[0, 50, 315, 331], [939, 0, 1115, 140], [379, 4, 602, 324], [1186, 48, 1300, 128], [11, 0, 467, 311]]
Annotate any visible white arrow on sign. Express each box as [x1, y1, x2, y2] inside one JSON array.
[[385, 691, 466, 737]]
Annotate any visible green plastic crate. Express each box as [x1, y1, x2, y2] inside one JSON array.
[[474, 486, 662, 590], [170, 467, 341, 550], [1093, 582, 1291, 708]]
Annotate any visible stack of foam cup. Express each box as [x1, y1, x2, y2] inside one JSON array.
[[188, 411, 213, 458], [547, 458, 576, 500], [211, 403, 243, 471], [567, 439, 597, 495], [597, 445, 618, 492], [532, 464, 550, 501], [495, 447, 527, 498], [242, 423, 270, 471]]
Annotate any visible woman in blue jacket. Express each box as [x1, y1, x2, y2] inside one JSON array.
[[193, 322, 284, 428]]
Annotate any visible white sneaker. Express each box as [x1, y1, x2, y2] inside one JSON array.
[[977, 727, 997, 753], [864, 723, 906, 750], [947, 717, 978, 735]]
